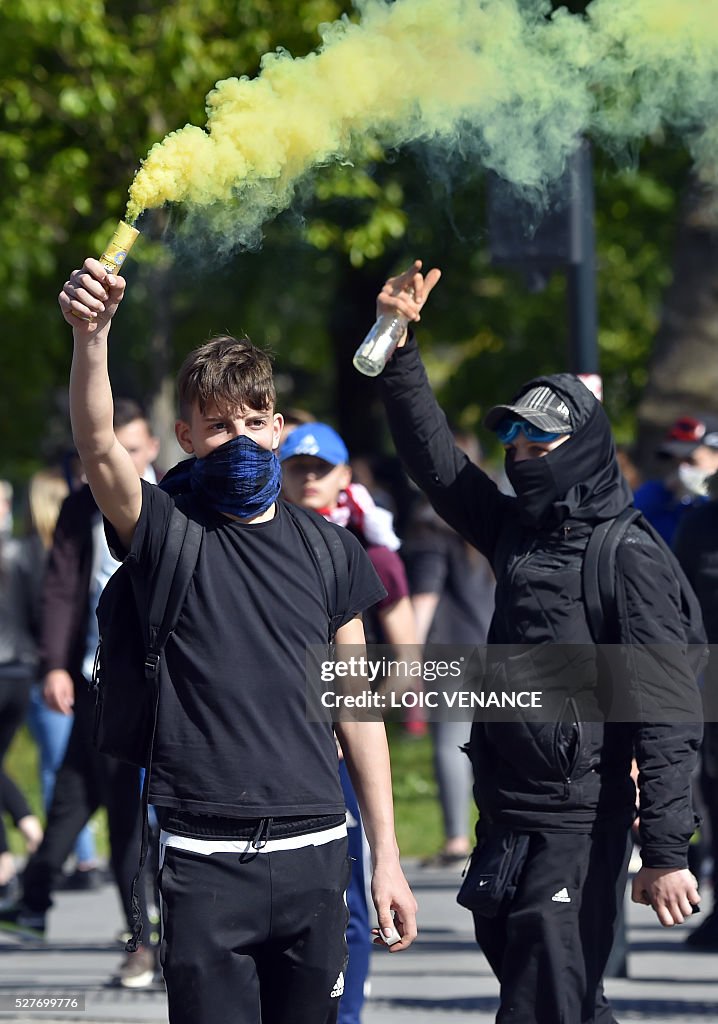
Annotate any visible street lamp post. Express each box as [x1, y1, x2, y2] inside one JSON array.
[[566, 142, 599, 378], [487, 139, 601, 395]]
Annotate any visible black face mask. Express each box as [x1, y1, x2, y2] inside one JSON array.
[[504, 403, 634, 529], [499, 376, 634, 531], [505, 452, 560, 529]]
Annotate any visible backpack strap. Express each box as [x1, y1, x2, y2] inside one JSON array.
[[142, 504, 203, 761], [283, 502, 350, 642], [583, 507, 642, 643], [127, 503, 203, 953], [144, 506, 203, 678]]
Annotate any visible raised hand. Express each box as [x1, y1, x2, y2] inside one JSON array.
[[58, 258, 126, 334], [377, 259, 442, 326]]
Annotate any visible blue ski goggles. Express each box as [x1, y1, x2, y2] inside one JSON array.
[[494, 417, 565, 445]]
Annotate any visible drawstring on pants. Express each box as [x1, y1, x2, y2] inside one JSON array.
[[251, 817, 273, 850]]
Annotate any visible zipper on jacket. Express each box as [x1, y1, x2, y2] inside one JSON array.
[[555, 697, 583, 800]]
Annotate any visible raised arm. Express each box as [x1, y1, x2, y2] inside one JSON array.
[[58, 259, 141, 550], [40, 489, 91, 713], [376, 261, 514, 562]]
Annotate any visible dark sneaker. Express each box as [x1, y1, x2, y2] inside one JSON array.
[[420, 849, 470, 869], [0, 903, 46, 941], [116, 945, 157, 989], [59, 867, 102, 891]]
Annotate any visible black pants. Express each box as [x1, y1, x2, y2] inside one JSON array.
[[159, 836, 350, 1024], [473, 827, 630, 1024], [22, 688, 153, 938]]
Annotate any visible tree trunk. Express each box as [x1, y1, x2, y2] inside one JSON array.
[[146, 256, 183, 474], [329, 261, 390, 457], [636, 182, 718, 476]]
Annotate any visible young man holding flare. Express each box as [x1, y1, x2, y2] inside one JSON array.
[[56, 256, 416, 1024]]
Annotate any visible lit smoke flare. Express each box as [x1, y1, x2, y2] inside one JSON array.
[[125, 0, 718, 253]]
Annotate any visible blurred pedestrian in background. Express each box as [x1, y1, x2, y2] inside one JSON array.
[[0, 478, 45, 898], [279, 406, 316, 445], [634, 414, 718, 544], [674, 469, 718, 950], [23, 467, 99, 887], [402, 433, 495, 866], [1, 402, 163, 991], [281, 421, 419, 1024]]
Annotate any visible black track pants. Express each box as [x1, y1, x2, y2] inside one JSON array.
[[472, 827, 630, 1024], [159, 836, 350, 1024]]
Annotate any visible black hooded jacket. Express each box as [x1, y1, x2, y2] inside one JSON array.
[[381, 337, 702, 867]]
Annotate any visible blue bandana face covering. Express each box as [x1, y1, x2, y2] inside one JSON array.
[[190, 434, 282, 519]]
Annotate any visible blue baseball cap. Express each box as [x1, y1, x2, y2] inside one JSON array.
[[279, 423, 349, 466]]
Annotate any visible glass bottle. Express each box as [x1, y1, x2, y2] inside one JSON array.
[[352, 313, 409, 377]]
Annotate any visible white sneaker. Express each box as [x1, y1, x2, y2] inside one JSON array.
[[118, 945, 157, 989]]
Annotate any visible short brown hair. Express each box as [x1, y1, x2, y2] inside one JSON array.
[[113, 397, 149, 431], [177, 335, 276, 421]]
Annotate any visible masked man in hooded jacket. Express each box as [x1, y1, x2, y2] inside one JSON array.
[[371, 261, 704, 1024]]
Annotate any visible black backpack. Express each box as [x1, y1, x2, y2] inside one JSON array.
[[492, 506, 706, 665], [582, 506, 707, 661], [92, 504, 203, 768], [580, 506, 707, 743]]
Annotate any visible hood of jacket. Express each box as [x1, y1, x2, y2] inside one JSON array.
[[504, 372, 633, 529]]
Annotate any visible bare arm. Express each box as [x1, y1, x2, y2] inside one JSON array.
[[376, 595, 424, 701], [59, 259, 141, 549], [333, 615, 418, 950], [411, 592, 440, 646], [40, 491, 88, 713], [377, 594, 420, 652]]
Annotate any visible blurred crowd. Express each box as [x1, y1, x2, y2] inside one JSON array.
[[1, 395, 717, 1013]]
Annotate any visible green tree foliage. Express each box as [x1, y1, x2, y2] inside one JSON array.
[[0, 0, 349, 475], [0, 0, 693, 485]]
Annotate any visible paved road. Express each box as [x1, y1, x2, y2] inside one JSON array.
[[1, 861, 716, 1023]]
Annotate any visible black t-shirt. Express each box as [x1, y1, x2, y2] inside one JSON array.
[[110, 482, 386, 818]]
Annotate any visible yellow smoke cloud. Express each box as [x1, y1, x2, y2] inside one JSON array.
[[125, 0, 718, 250]]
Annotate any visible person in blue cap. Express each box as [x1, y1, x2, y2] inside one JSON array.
[[281, 421, 418, 1024]]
